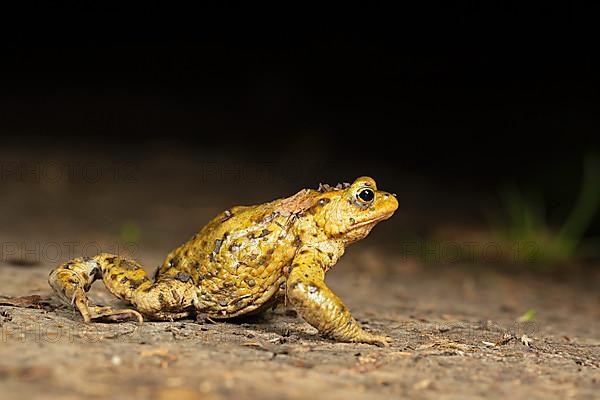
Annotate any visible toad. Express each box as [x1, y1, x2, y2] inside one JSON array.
[[49, 176, 398, 345]]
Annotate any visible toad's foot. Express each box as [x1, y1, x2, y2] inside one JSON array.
[[68, 284, 143, 323], [352, 332, 393, 347], [85, 305, 143, 323]]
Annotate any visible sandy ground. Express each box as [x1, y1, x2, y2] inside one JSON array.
[[0, 152, 599, 399]]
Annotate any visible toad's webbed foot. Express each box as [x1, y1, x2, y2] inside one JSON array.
[[352, 331, 393, 347], [86, 305, 144, 323]]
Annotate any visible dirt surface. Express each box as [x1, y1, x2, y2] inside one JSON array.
[[1, 251, 599, 400], [0, 152, 599, 399]]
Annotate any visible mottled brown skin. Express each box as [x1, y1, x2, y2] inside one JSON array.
[[48, 177, 398, 345]]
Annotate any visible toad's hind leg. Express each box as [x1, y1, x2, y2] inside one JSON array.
[[48, 254, 144, 322], [48, 253, 198, 322]]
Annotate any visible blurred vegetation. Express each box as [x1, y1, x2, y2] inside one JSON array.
[[489, 154, 600, 266], [518, 308, 536, 323], [119, 220, 141, 244]]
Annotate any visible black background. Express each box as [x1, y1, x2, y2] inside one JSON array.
[[1, 3, 598, 229]]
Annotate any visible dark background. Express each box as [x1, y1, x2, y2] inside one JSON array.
[[1, 3, 598, 232]]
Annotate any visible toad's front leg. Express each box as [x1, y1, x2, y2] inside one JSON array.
[[286, 248, 391, 346]]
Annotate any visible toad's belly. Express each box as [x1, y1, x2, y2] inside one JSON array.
[[197, 273, 286, 318], [161, 231, 298, 317]]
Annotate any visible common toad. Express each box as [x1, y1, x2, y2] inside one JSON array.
[[49, 177, 398, 345]]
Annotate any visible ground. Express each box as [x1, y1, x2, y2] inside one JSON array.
[[0, 153, 598, 399], [1, 248, 598, 400]]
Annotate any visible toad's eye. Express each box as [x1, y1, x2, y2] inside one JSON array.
[[357, 188, 375, 203]]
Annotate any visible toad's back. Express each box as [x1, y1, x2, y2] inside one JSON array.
[[158, 200, 304, 317]]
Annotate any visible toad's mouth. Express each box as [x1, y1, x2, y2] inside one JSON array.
[[349, 212, 394, 230]]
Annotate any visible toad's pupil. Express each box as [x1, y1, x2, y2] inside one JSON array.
[[358, 188, 374, 202]]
